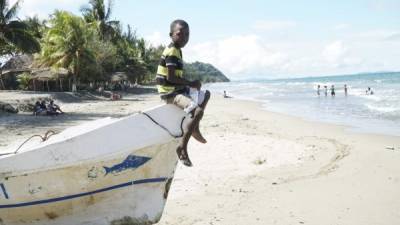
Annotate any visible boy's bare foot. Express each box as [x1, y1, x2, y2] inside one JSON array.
[[192, 127, 207, 143], [180, 158, 193, 167], [176, 146, 193, 167]]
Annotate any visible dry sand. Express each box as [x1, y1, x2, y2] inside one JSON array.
[[1, 91, 400, 225]]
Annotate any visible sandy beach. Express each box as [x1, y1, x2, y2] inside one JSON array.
[[1, 91, 400, 225]]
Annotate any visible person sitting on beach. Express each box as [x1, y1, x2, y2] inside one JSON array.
[[40, 100, 47, 110], [47, 100, 64, 115], [155, 19, 211, 167], [33, 101, 45, 116], [223, 90, 232, 98]]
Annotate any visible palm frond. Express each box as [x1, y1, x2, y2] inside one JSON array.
[[105, 0, 113, 21], [6, 20, 28, 29], [0, 0, 8, 19], [3, 22, 40, 53], [4, 0, 20, 21]]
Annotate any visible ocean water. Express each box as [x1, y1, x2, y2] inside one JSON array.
[[206, 72, 400, 137]]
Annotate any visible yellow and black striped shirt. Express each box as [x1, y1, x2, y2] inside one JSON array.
[[156, 43, 184, 93]]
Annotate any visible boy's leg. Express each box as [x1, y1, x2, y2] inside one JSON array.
[[166, 94, 196, 166], [176, 106, 204, 166], [165, 92, 210, 166], [192, 90, 211, 143]]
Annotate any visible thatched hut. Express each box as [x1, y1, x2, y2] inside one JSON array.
[[110, 72, 128, 82], [109, 72, 129, 91], [0, 54, 33, 89], [30, 68, 69, 91]]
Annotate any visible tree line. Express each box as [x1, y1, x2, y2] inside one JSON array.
[[0, 0, 229, 91]]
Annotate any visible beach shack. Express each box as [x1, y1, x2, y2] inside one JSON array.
[[0, 55, 33, 90], [30, 68, 69, 92], [110, 72, 128, 91]]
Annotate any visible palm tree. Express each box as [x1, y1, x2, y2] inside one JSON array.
[[81, 0, 119, 40], [0, 0, 40, 55], [37, 11, 96, 92], [124, 25, 137, 45], [24, 15, 46, 40]]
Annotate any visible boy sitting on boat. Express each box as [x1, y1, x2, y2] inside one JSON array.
[[156, 19, 211, 167]]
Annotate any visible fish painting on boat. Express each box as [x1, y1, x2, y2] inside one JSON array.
[[103, 155, 151, 175], [0, 104, 189, 225]]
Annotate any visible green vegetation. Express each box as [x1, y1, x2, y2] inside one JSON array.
[[184, 61, 230, 83], [0, 0, 40, 55], [37, 11, 97, 91], [0, 0, 229, 92], [16, 72, 31, 90]]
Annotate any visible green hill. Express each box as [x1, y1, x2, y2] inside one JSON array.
[[183, 61, 230, 83]]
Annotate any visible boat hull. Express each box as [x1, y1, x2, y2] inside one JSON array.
[[0, 141, 179, 225], [0, 104, 187, 225]]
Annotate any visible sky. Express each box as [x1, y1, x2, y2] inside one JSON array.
[[9, 0, 400, 80]]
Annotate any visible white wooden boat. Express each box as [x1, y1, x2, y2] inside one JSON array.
[[0, 104, 190, 225]]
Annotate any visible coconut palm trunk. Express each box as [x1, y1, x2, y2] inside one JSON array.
[[72, 51, 80, 92], [0, 73, 4, 90]]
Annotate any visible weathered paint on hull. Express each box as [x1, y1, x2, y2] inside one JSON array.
[[0, 141, 179, 225]]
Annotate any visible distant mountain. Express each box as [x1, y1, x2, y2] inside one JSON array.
[[184, 61, 230, 83]]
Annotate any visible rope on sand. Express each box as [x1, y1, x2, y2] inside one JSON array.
[[0, 130, 57, 157]]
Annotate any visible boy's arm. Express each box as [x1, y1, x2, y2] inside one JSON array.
[[167, 66, 201, 89]]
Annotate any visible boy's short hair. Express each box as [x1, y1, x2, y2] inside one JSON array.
[[170, 19, 189, 32]]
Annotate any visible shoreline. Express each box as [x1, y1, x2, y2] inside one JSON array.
[[231, 95, 400, 138], [1, 91, 400, 224], [158, 94, 400, 225]]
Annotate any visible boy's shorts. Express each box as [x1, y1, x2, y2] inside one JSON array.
[[163, 88, 206, 112]]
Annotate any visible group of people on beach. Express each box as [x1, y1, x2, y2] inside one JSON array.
[[33, 100, 63, 116], [317, 84, 343, 97], [317, 84, 374, 97]]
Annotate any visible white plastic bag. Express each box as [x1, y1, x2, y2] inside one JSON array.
[[184, 88, 199, 114]]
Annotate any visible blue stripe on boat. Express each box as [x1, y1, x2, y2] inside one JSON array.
[[0, 177, 167, 209], [0, 183, 9, 199]]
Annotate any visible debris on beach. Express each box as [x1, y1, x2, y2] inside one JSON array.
[[385, 146, 395, 150], [0, 102, 18, 113], [253, 157, 266, 165]]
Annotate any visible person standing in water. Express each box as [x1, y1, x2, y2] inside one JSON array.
[[330, 85, 335, 96], [324, 85, 328, 97], [344, 84, 348, 96], [366, 87, 374, 95], [317, 85, 321, 96]]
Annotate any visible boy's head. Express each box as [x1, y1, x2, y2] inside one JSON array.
[[170, 19, 190, 48]]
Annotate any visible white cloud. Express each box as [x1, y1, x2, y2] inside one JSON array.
[[354, 29, 400, 41], [322, 41, 348, 64], [385, 32, 400, 41], [252, 20, 296, 31], [334, 23, 351, 30], [186, 35, 289, 77], [369, 0, 400, 12], [144, 31, 169, 47], [184, 33, 400, 79], [10, 0, 88, 19]]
